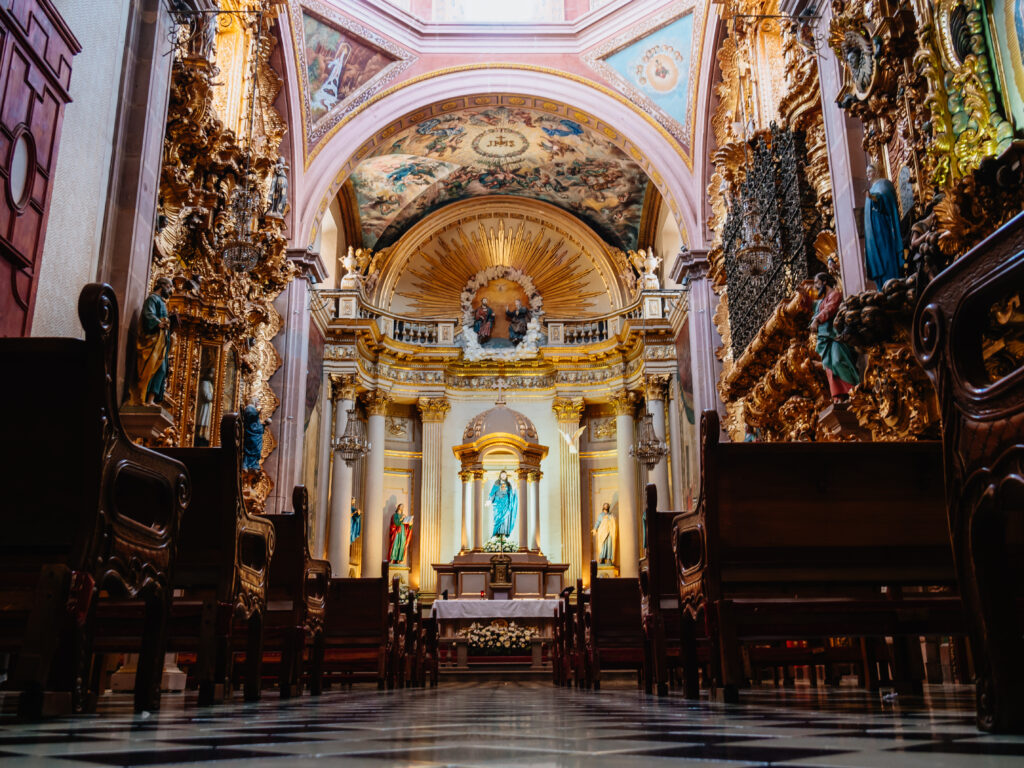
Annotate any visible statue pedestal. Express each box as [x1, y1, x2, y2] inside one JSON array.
[[433, 552, 569, 599], [120, 405, 175, 446], [817, 403, 870, 441]]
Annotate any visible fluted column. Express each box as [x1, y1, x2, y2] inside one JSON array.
[[612, 390, 639, 578], [361, 389, 391, 577], [327, 374, 357, 575], [644, 376, 671, 510], [417, 397, 450, 596], [472, 470, 485, 551], [553, 397, 584, 585], [667, 383, 685, 511], [529, 470, 542, 552], [459, 470, 472, 553], [516, 468, 530, 551]]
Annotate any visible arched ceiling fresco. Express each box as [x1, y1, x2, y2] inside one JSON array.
[[347, 105, 651, 251]]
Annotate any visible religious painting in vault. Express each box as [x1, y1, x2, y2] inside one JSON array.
[[348, 106, 648, 250], [989, 0, 1024, 131], [302, 11, 396, 123]]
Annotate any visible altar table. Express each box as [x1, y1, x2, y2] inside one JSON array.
[[431, 599, 558, 621]]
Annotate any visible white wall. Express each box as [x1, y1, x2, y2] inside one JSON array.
[[33, 0, 131, 337]]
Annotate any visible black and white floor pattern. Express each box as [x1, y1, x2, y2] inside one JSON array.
[[1, 682, 1022, 767]]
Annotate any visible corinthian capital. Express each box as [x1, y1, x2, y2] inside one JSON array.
[[551, 396, 585, 422], [644, 374, 672, 402], [417, 396, 450, 423], [610, 389, 638, 416], [329, 373, 358, 402], [361, 389, 392, 416]]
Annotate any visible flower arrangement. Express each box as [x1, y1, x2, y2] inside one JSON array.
[[458, 266, 546, 362], [483, 534, 518, 553], [457, 621, 539, 655]]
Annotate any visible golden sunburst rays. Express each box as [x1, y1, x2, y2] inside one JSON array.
[[397, 218, 604, 319]]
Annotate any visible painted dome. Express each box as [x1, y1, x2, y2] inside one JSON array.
[[463, 404, 538, 442]]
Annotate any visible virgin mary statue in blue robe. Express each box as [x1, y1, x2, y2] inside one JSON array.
[[489, 471, 517, 538], [863, 163, 903, 288]]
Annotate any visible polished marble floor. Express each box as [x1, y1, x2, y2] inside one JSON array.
[[1, 682, 1022, 767]]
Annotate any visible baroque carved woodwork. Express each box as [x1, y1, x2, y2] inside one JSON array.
[[147, 2, 292, 513]]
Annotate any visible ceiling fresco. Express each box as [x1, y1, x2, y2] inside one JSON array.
[[347, 106, 650, 250]]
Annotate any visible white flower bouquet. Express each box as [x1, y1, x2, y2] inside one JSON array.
[[456, 621, 539, 655]]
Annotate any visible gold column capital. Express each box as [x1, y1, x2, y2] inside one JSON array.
[[516, 467, 532, 480], [610, 389, 638, 416], [472, 470, 486, 481], [459, 470, 473, 483], [644, 374, 671, 402], [417, 396, 451, 422], [329, 373, 358, 402], [528, 470, 543, 482], [552, 396, 585, 422], [361, 388, 392, 416]]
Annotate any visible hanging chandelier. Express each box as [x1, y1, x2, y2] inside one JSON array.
[[737, 193, 773, 277], [333, 407, 370, 466], [221, 176, 262, 272], [629, 409, 669, 470]]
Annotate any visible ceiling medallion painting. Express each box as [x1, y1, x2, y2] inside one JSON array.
[[584, 1, 700, 149], [348, 105, 648, 250], [289, 1, 415, 153]]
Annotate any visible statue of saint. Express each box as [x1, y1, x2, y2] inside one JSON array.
[[811, 272, 860, 403], [472, 297, 495, 344], [130, 276, 173, 406], [195, 367, 215, 446], [241, 403, 268, 470], [350, 497, 362, 542], [489, 470, 517, 538], [266, 156, 288, 218], [593, 502, 617, 565], [863, 162, 904, 289], [505, 299, 530, 345], [388, 503, 413, 563]]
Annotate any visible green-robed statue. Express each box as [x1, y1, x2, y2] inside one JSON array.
[[130, 277, 173, 405]]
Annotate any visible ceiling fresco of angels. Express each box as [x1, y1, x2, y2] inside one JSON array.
[[347, 106, 650, 251]]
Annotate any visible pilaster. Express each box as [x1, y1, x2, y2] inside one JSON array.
[[552, 396, 584, 585], [417, 396, 450, 596]]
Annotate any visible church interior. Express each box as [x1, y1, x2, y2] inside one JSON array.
[[1, 0, 1023, 764]]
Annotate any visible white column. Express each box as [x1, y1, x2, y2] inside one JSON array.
[[327, 374, 356, 575], [613, 390, 639, 578], [472, 470, 485, 551], [460, 470, 472, 553], [361, 390, 391, 577], [667, 384, 685, 511], [530, 470, 542, 552], [417, 397, 450, 595], [553, 397, 584, 585], [644, 377, 671, 510], [516, 468, 529, 551]]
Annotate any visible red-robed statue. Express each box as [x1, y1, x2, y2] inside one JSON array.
[[472, 297, 495, 344]]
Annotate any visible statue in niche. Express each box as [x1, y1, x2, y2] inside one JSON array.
[[266, 156, 289, 218], [811, 272, 860, 403], [473, 297, 495, 344], [593, 502, 617, 565], [489, 470, 518, 538], [863, 162, 904, 288], [195, 366, 215, 446], [505, 299, 531, 345], [242, 403, 269, 470], [130, 277, 174, 406], [350, 497, 362, 542], [388, 503, 413, 564], [841, 34, 874, 96]]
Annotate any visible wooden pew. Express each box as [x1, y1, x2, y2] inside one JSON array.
[[0, 283, 189, 717], [420, 613, 439, 687], [0, 286, 188, 720], [639, 483, 694, 697], [673, 410, 963, 702], [321, 562, 393, 689], [551, 587, 574, 686], [913, 210, 1024, 733], [582, 562, 644, 690], [256, 486, 330, 697], [156, 414, 275, 703]]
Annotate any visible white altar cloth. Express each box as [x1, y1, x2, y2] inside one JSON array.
[[431, 599, 558, 620]]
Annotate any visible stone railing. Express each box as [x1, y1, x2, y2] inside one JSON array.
[[312, 289, 683, 348]]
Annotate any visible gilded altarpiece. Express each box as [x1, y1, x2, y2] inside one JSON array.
[[147, 2, 295, 511]]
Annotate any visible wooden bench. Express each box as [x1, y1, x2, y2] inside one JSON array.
[[0, 283, 189, 716], [321, 563, 394, 689], [914, 210, 1024, 733], [551, 586, 575, 686], [156, 414, 275, 703], [256, 486, 330, 697], [672, 410, 963, 702], [582, 563, 643, 690]]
